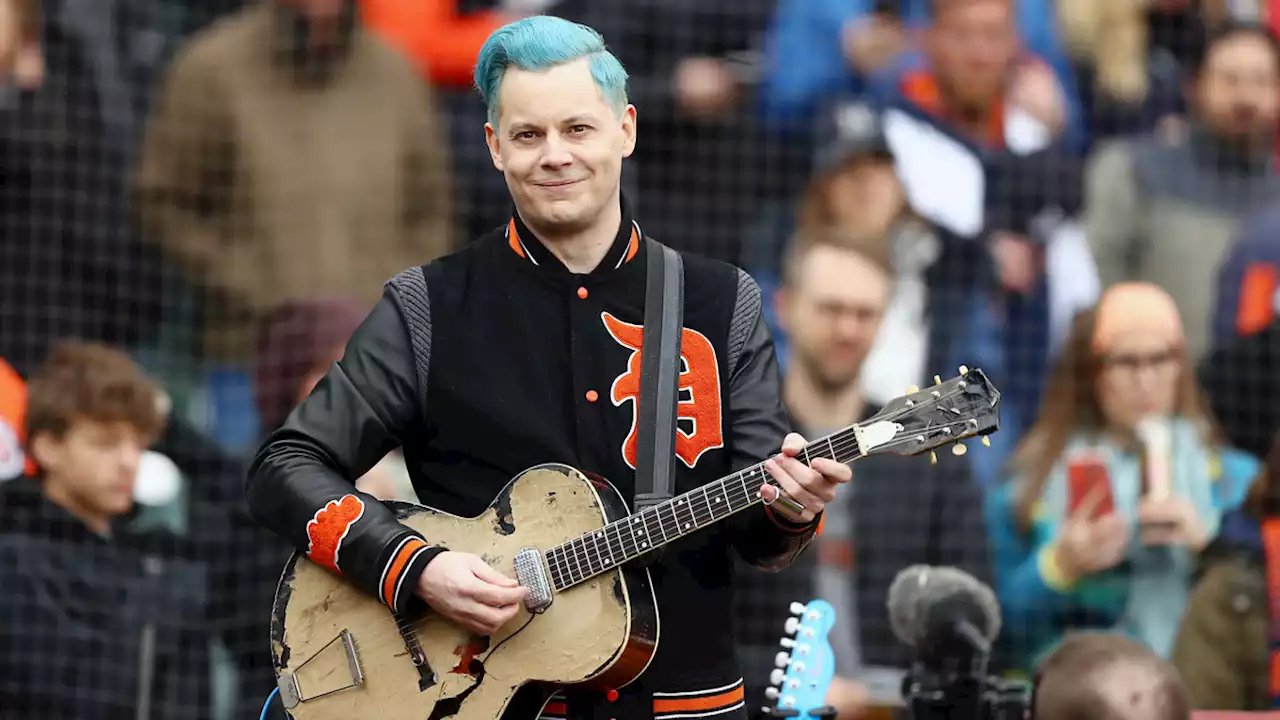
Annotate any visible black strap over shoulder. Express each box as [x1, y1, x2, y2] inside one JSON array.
[[633, 238, 684, 511]]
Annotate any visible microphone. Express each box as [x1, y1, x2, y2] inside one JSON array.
[[888, 566, 1023, 720], [887, 565, 1002, 676]]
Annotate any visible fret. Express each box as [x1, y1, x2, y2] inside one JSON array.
[[569, 537, 589, 583], [826, 436, 837, 461], [551, 548, 567, 589], [629, 514, 651, 554], [643, 507, 667, 545], [697, 485, 715, 526], [802, 445, 812, 465], [674, 495, 696, 534], [703, 480, 729, 522], [589, 528, 611, 572], [605, 521, 627, 568]]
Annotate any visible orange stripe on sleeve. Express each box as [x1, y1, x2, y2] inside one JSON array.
[[653, 685, 745, 714], [382, 537, 429, 608], [1236, 263, 1279, 336]]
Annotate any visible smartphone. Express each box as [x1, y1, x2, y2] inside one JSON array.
[[1067, 452, 1114, 520]]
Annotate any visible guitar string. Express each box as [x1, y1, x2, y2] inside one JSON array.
[[546, 413, 979, 588]]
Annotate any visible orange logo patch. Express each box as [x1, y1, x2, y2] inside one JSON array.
[[306, 495, 366, 573], [601, 311, 724, 469]]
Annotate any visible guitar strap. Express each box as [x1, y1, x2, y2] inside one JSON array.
[[633, 238, 684, 512]]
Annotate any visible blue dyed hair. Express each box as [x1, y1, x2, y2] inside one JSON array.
[[474, 16, 630, 127]]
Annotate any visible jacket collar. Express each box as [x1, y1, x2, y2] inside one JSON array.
[[0, 476, 116, 544], [506, 193, 644, 276]]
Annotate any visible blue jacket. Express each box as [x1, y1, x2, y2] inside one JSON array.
[[758, 0, 1084, 146], [1213, 204, 1280, 348]]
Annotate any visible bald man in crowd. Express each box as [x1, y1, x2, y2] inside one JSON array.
[[1034, 633, 1191, 720]]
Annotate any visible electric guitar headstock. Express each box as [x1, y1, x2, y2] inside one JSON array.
[[852, 366, 1001, 464], [760, 600, 838, 720]]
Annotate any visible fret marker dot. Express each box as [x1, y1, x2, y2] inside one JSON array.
[[640, 542, 648, 548], [684, 523, 691, 529], [714, 497, 722, 503], [677, 499, 684, 505]]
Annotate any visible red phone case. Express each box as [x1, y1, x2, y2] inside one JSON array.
[[1067, 453, 1113, 519]]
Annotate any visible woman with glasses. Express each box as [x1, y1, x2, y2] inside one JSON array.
[[984, 281, 1260, 674]]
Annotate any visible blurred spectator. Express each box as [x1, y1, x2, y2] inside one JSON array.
[[1034, 631, 1192, 720], [357, 0, 512, 89], [1211, 202, 1280, 348], [742, 99, 939, 404], [734, 228, 990, 717], [0, 342, 211, 718], [758, 0, 1084, 148], [1199, 316, 1280, 459], [864, 0, 1087, 485], [0, 356, 31, 482], [254, 296, 415, 501], [1085, 21, 1280, 361], [1056, 0, 1187, 141], [0, 0, 164, 379], [1171, 430, 1277, 711], [986, 283, 1257, 673], [134, 0, 456, 371]]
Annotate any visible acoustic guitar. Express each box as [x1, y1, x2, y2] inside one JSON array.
[[268, 368, 1001, 720]]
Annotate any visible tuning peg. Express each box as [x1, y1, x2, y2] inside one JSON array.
[[779, 637, 796, 649], [929, 451, 937, 465], [770, 669, 786, 686], [934, 375, 942, 385], [906, 385, 919, 394], [796, 643, 811, 655], [959, 365, 968, 375], [765, 687, 780, 701], [982, 436, 991, 447], [789, 601, 807, 615], [784, 617, 800, 634], [952, 443, 967, 456], [775, 651, 791, 668]]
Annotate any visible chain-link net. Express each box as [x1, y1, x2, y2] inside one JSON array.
[[2, 0, 1278, 718]]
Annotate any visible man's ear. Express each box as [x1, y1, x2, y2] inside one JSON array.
[[773, 286, 791, 335], [484, 122, 505, 172], [28, 432, 59, 475], [620, 104, 637, 158]]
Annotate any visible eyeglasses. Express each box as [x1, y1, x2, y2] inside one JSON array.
[[1099, 348, 1180, 373]]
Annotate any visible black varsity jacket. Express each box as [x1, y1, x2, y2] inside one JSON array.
[[245, 197, 821, 719]]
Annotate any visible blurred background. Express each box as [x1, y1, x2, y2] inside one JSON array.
[[5, 0, 1280, 717]]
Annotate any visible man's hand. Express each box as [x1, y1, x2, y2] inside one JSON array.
[[416, 551, 528, 636], [826, 676, 869, 717], [761, 433, 853, 524]]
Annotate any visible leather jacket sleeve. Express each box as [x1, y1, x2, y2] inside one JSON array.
[[245, 286, 445, 614], [723, 270, 821, 571]]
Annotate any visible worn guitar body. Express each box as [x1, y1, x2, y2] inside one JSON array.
[[269, 463, 659, 720]]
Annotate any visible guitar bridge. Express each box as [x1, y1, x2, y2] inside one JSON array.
[[514, 547, 553, 613], [277, 629, 364, 709]]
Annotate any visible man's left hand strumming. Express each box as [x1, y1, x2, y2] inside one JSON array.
[[761, 432, 853, 524]]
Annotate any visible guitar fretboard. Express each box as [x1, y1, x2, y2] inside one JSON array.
[[544, 426, 867, 591]]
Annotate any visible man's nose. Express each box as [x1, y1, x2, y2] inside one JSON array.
[[540, 134, 575, 168]]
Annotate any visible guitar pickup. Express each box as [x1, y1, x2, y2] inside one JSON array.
[[514, 548, 553, 613]]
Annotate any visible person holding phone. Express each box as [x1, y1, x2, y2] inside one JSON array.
[[984, 282, 1260, 674]]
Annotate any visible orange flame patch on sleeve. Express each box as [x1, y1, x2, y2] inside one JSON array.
[[306, 495, 366, 573]]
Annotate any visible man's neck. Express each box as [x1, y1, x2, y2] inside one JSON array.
[[42, 481, 112, 536], [783, 363, 866, 435], [522, 195, 623, 275]]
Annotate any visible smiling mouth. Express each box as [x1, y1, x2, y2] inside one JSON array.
[[536, 179, 583, 188]]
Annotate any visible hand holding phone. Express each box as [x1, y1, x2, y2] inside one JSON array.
[[1067, 452, 1114, 521]]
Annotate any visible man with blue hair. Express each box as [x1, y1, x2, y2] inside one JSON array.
[[246, 14, 851, 720]]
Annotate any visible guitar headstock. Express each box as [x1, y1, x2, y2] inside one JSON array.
[[763, 600, 837, 719], [853, 366, 1001, 463]]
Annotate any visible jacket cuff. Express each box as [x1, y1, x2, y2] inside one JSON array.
[[379, 534, 448, 614], [763, 504, 824, 535], [1036, 543, 1076, 593]]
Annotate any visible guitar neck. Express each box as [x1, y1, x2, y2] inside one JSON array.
[[546, 423, 873, 592]]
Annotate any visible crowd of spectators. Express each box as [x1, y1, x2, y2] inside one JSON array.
[[5, 0, 1280, 717]]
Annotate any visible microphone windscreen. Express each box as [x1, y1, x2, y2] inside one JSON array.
[[886, 564, 1002, 649]]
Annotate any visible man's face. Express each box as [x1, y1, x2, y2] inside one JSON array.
[[777, 246, 890, 390], [34, 419, 145, 521], [927, 0, 1018, 113], [825, 156, 906, 234], [1196, 32, 1280, 143], [485, 58, 636, 236]]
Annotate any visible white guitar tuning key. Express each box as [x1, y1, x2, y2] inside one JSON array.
[[784, 617, 800, 634], [789, 602, 807, 615], [778, 637, 796, 649], [770, 669, 786, 686], [764, 687, 780, 700], [774, 652, 791, 668]]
